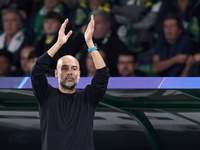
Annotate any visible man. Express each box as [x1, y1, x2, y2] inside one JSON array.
[[0, 49, 13, 77], [155, 0, 200, 43], [117, 52, 147, 77], [0, 8, 31, 68], [152, 14, 195, 77], [31, 15, 109, 150], [20, 46, 34, 76]]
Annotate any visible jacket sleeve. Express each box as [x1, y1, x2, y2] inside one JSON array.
[[31, 52, 53, 106], [89, 66, 109, 108]]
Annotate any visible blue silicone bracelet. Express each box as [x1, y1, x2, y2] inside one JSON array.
[[88, 46, 97, 52]]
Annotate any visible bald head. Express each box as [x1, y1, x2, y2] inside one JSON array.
[[56, 55, 80, 70]]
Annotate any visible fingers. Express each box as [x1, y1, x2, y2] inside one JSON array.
[[91, 15, 94, 27], [90, 15, 93, 22], [87, 15, 94, 32], [59, 19, 69, 33], [66, 30, 73, 39], [84, 15, 95, 40], [91, 15, 94, 21]]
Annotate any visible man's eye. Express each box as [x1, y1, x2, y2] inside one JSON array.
[[72, 67, 77, 70]]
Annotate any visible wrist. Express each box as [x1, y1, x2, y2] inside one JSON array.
[[56, 41, 63, 48], [88, 44, 98, 52], [86, 40, 94, 49]]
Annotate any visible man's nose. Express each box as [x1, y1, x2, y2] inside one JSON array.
[[67, 69, 72, 75]]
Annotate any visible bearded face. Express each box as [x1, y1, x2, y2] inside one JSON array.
[[60, 75, 78, 90], [55, 55, 80, 92]]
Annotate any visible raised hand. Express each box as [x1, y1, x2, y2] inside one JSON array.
[[84, 15, 94, 44], [47, 19, 73, 57], [57, 19, 73, 46]]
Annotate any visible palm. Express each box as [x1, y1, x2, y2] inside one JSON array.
[[58, 19, 72, 45], [85, 15, 94, 42]]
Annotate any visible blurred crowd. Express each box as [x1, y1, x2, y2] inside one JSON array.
[[0, 0, 200, 77]]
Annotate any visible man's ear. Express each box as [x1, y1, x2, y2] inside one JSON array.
[[78, 71, 81, 79], [55, 69, 58, 78]]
